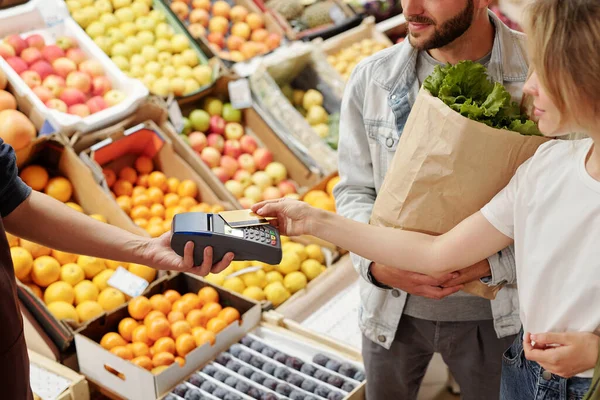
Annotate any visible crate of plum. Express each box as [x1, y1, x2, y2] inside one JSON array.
[[0, 0, 149, 135], [163, 0, 285, 67], [163, 325, 365, 400]]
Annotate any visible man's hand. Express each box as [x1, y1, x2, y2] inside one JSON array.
[[439, 259, 492, 287], [140, 232, 234, 277], [370, 263, 463, 300], [523, 331, 600, 378]]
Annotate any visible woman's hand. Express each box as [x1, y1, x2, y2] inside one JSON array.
[[139, 232, 234, 276], [251, 198, 318, 237], [523, 331, 600, 378]]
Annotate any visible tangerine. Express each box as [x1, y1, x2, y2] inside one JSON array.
[[132, 193, 152, 208], [31, 256, 61, 287], [100, 332, 127, 350], [116, 196, 133, 214], [146, 223, 164, 238], [110, 345, 133, 360], [118, 317, 139, 342], [174, 356, 185, 367], [148, 171, 167, 189], [193, 329, 215, 347], [201, 302, 222, 320], [136, 174, 149, 188], [148, 318, 171, 341], [132, 186, 146, 197], [166, 177, 180, 193], [198, 286, 219, 304], [170, 320, 192, 339], [134, 218, 149, 229], [175, 333, 196, 357], [177, 180, 198, 198], [135, 156, 154, 174], [163, 289, 181, 304], [144, 310, 167, 327], [131, 341, 150, 358], [181, 293, 202, 309], [146, 187, 164, 204], [152, 352, 175, 368], [163, 193, 180, 208], [165, 205, 186, 221], [153, 337, 175, 355], [150, 203, 165, 218], [131, 355, 153, 370], [20, 165, 49, 191], [24, 283, 42, 299], [45, 177, 73, 202], [186, 309, 208, 328], [150, 294, 171, 315], [119, 167, 138, 184], [167, 311, 185, 324], [179, 196, 197, 210], [130, 205, 151, 220], [206, 318, 228, 334], [218, 307, 240, 325], [128, 296, 152, 320], [113, 180, 133, 197], [148, 216, 164, 226], [131, 325, 154, 346], [172, 299, 194, 316]]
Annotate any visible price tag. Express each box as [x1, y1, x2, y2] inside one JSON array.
[[107, 266, 149, 298], [167, 95, 185, 134], [228, 79, 253, 110], [30, 363, 72, 400]]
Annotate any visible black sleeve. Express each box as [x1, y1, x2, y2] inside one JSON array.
[[0, 139, 32, 218]]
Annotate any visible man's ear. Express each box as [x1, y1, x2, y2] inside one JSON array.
[[480, 0, 494, 10]]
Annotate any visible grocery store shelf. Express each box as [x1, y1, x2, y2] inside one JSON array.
[[376, 13, 406, 33], [497, 0, 535, 27]]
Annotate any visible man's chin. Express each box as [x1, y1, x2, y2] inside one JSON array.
[[408, 34, 431, 50]]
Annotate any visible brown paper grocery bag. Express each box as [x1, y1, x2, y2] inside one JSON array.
[[370, 89, 549, 300]]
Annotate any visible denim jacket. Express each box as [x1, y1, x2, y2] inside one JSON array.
[[333, 10, 526, 349]]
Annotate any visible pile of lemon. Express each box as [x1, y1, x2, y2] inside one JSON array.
[[205, 237, 327, 307], [302, 175, 340, 213]]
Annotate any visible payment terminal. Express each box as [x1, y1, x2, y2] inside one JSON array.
[[170, 212, 282, 266]]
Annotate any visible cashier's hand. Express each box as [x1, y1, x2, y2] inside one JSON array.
[[523, 331, 600, 378], [140, 232, 234, 276], [252, 199, 313, 237]]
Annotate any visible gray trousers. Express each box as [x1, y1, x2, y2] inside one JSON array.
[[362, 315, 516, 400]]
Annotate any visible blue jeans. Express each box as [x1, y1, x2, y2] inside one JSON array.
[[501, 333, 592, 400]]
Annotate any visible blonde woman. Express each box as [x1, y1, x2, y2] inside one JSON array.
[[252, 0, 600, 398]]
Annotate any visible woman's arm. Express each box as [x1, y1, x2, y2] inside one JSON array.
[[254, 200, 513, 278]]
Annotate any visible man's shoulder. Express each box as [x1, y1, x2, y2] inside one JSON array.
[[350, 41, 411, 84]]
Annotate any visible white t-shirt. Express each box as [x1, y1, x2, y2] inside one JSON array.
[[481, 138, 600, 378]]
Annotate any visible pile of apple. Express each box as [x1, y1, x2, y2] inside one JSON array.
[[67, 0, 214, 97], [1, 33, 126, 117], [169, 0, 282, 62], [180, 97, 300, 208]]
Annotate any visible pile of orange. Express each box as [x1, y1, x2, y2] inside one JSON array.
[[103, 156, 225, 238], [99, 286, 241, 375]]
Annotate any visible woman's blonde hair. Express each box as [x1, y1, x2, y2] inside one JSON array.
[[525, 0, 600, 131]]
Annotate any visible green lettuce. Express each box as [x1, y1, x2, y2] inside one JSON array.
[[423, 61, 541, 136]]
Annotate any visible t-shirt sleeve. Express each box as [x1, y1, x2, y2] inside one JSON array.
[[480, 156, 533, 239], [0, 139, 32, 218]]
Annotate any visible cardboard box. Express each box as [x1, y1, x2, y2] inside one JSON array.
[[75, 273, 262, 400], [166, 76, 324, 208], [28, 350, 90, 400]]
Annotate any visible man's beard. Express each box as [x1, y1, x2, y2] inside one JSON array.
[[408, 0, 475, 50]]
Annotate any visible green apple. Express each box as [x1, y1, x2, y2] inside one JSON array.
[[104, 89, 127, 107], [106, 27, 126, 45], [94, 0, 113, 14], [162, 65, 176, 79], [155, 23, 174, 40], [130, 54, 146, 67], [142, 73, 156, 88], [151, 77, 170, 97], [181, 49, 199, 67], [111, 0, 132, 9], [141, 45, 159, 61], [129, 65, 144, 78], [72, 9, 91, 28], [94, 36, 112, 53], [157, 52, 172, 66], [203, 97, 223, 116], [82, 5, 100, 22], [111, 43, 132, 58], [86, 21, 106, 38], [100, 13, 120, 29], [172, 54, 186, 68], [155, 38, 171, 53], [136, 30, 155, 46], [135, 16, 154, 32], [125, 36, 142, 54], [111, 55, 130, 71], [115, 7, 135, 23], [179, 133, 191, 146], [79, 0, 93, 5], [184, 79, 200, 95], [148, 10, 166, 23], [182, 117, 192, 134], [66, 0, 82, 13], [170, 34, 190, 53], [176, 66, 193, 80], [192, 65, 212, 86], [144, 61, 162, 77], [131, 1, 150, 17], [189, 109, 210, 132], [119, 22, 138, 37], [223, 103, 242, 123], [169, 77, 186, 97]]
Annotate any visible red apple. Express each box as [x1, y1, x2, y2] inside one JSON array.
[[278, 180, 297, 196], [220, 155, 239, 177], [30, 60, 55, 80], [223, 139, 242, 159], [66, 71, 92, 92], [68, 103, 90, 117], [5, 35, 27, 55], [6, 57, 28, 74], [189, 9, 209, 26], [41, 45, 65, 63], [237, 153, 256, 173], [79, 59, 104, 77], [238, 197, 253, 209], [265, 161, 287, 184], [262, 186, 282, 201], [86, 96, 108, 114], [209, 115, 225, 135], [239, 135, 258, 154], [33, 86, 54, 103], [91, 76, 111, 97], [233, 169, 252, 188], [60, 88, 86, 106], [53, 57, 77, 78], [45, 98, 67, 112], [224, 122, 244, 140], [207, 133, 224, 152], [212, 166, 230, 183], [21, 47, 42, 65], [201, 146, 221, 168], [188, 131, 207, 152], [26, 34, 45, 50], [66, 48, 87, 65], [55, 36, 77, 51], [253, 148, 273, 171], [42, 75, 66, 97], [20, 70, 42, 88], [0, 43, 15, 58]]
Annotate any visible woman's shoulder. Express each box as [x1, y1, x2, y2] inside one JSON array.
[[526, 137, 592, 173]]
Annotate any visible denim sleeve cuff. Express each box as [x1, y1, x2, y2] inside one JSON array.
[[486, 247, 517, 286]]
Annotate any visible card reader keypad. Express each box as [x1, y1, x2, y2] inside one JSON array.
[[243, 226, 278, 246]]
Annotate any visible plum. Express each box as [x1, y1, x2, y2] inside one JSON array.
[[165, 395, 178, 400], [301, 364, 317, 376], [301, 379, 318, 393], [184, 389, 202, 400], [261, 347, 276, 358], [216, 354, 232, 365], [273, 352, 287, 363], [263, 378, 278, 390], [262, 362, 277, 375], [337, 363, 357, 378], [342, 381, 357, 392], [314, 369, 331, 382], [200, 381, 216, 393], [327, 391, 344, 400], [274, 367, 291, 380], [353, 371, 366, 382], [235, 380, 250, 393], [224, 393, 242, 400], [261, 394, 278, 400], [224, 376, 238, 387], [212, 387, 228, 399], [250, 372, 267, 384], [173, 383, 189, 397], [325, 360, 341, 373], [229, 344, 244, 357], [250, 356, 266, 369], [203, 365, 218, 376], [275, 383, 293, 396], [214, 371, 230, 382], [241, 336, 255, 346], [285, 357, 304, 371], [247, 387, 262, 399], [239, 351, 253, 363], [250, 341, 266, 352], [226, 360, 242, 372], [327, 375, 344, 388], [239, 366, 255, 378], [313, 354, 329, 367], [315, 386, 331, 397], [286, 374, 304, 387], [188, 374, 205, 388], [289, 391, 305, 400]]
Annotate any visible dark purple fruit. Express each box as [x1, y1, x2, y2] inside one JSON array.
[[224, 376, 238, 387], [314, 369, 331, 382], [342, 381, 356, 392], [247, 387, 262, 399], [315, 386, 331, 397], [289, 391, 305, 400], [261, 347, 276, 358], [353, 371, 366, 381], [261, 394, 278, 400], [241, 336, 255, 346], [301, 379, 318, 393], [313, 354, 329, 366], [250, 341, 266, 352], [325, 360, 341, 373], [274, 367, 291, 380], [165, 395, 178, 400], [239, 351, 253, 363], [184, 389, 202, 400], [212, 387, 228, 399], [285, 357, 304, 371], [200, 381, 216, 393], [188, 374, 205, 388], [224, 393, 242, 400], [263, 378, 278, 390], [214, 371, 229, 382], [273, 352, 287, 363], [250, 356, 266, 369], [216, 353, 232, 365], [262, 362, 277, 375], [239, 366, 255, 379], [337, 363, 357, 378], [173, 383, 189, 396], [229, 344, 244, 357], [327, 391, 344, 400], [226, 360, 242, 372], [275, 383, 293, 396], [327, 375, 344, 388], [301, 364, 317, 376], [250, 372, 267, 384], [235, 380, 250, 394], [286, 373, 304, 387], [202, 365, 218, 376]]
